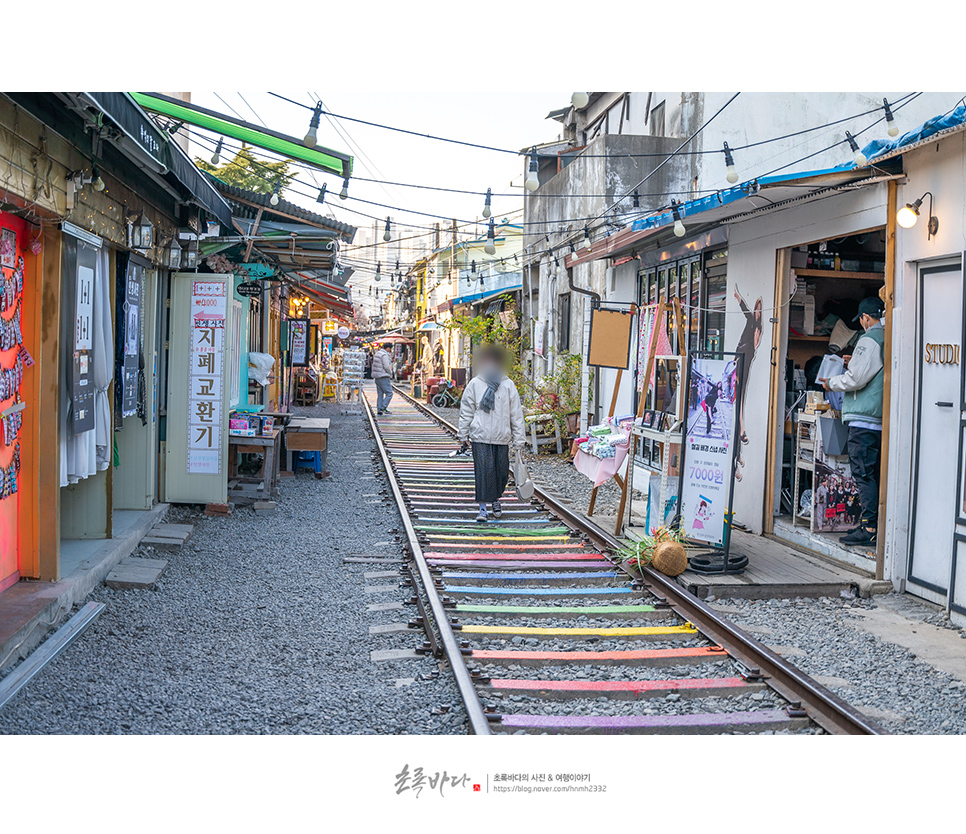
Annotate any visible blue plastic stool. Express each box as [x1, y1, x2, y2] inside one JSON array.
[[293, 450, 322, 475]]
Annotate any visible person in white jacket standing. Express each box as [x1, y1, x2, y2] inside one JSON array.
[[371, 343, 394, 415], [457, 344, 526, 523]]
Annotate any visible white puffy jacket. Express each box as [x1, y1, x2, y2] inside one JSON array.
[[457, 375, 526, 447]]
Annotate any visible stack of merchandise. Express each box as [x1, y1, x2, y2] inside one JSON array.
[[576, 418, 630, 460]]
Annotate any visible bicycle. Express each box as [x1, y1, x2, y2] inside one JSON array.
[[432, 379, 461, 409]]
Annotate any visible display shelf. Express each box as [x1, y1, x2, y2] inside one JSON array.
[[793, 268, 884, 282]]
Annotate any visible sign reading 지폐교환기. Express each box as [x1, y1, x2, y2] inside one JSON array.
[[187, 280, 227, 474], [678, 354, 742, 548]]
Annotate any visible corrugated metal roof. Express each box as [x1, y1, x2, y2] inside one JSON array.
[[210, 178, 357, 241]]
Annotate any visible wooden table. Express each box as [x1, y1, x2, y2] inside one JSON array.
[[228, 428, 282, 504], [284, 417, 330, 475]]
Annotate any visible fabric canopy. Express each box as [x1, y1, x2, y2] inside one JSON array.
[[131, 92, 353, 178]]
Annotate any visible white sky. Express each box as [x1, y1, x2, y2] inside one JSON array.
[[188, 92, 570, 246]]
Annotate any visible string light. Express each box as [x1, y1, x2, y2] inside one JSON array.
[[270, 179, 281, 206], [525, 148, 539, 193], [211, 137, 223, 165], [845, 131, 868, 167], [671, 200, 686, 237], [304, 102, 323, 148], [482, 187, 492, 218], [340, 177, 350, 200], [484, 219, 496, 255], [583, 224, 592, 252], [883, 98, 899, 137], [723, 142, 739, 184], [375, 263, 382, 282], [383, 217, 392, 242], [632, 190, 640, 208], [316, 184, 327, 204]]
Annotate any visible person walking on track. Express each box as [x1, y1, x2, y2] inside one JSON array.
[[457, 344, 526, 523], [372, 342, 394, 415]]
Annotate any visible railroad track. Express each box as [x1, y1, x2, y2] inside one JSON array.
[[363, 384, 886, 736]]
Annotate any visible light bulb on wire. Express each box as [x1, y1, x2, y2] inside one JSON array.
[[846, 131, 868, 167], [304, 102, 322, 148], [210, 138, 223, 165], [316, 184, 326, 204], [723, 142, 739, 184], [571, 92, 589, 109], [482, 188, 492, 218], [340, 177, 349, 200], [671, 200, 686, 238], [383, 217, 392, 242], [91, 166, 105, 192], [883, 98, 899, 138], [375, 263, 382, 282], [270, 180, 281, 206], [484, 219, 496, 255], [525, 148, 540, 193]]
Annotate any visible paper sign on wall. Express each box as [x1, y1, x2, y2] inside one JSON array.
[[187, 280, 227, 474]]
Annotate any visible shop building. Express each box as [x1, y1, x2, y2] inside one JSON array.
[[0, 92, 232, 623]]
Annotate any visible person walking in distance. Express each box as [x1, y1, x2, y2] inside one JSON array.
[[372, 342, 394, 415], [457, 344, 526, 523], [702, 382, 720, 435], [823, 297, 886, 546]]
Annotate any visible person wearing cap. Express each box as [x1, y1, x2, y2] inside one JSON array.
[[822, 296, 886, 546]]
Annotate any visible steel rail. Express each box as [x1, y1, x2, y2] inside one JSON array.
[[363, 391, 492, 735], [393, 385, 887, 736]]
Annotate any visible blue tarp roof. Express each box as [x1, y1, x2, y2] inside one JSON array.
[[451, 282, 522, 307], [630, 105, 966, 237]]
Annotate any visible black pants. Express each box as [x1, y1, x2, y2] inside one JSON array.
[[471, 442, 510, 504], [847, 426, 881, 528]]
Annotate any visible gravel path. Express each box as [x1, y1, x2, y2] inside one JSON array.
[[705, 595, 966, 734], [0, 397, 468, 735]]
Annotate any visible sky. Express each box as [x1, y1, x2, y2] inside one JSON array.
[[188, 91, 570, 248]]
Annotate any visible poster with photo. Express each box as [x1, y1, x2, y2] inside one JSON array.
[[0, 227, 15, 269], [290, 319, 308, 366], [679, 353, 742, 548]]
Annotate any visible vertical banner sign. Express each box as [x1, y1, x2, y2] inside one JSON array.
[[678, 352, 743, 548], [187, 280, 227, 474], [121, 262, 142, 417], [72, 263, 95, 434], [290, 319, 308, 366]]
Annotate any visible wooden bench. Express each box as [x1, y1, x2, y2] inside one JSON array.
[[524, 413, 563, 455]]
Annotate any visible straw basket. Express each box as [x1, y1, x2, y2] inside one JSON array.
[[651, 541, 688, 577]]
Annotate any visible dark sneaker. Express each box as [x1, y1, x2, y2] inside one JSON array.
[[840, 527, 876, 546], [475, 509, 488, 523], [492, 502, 502, 519]]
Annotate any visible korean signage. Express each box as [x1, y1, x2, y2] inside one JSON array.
[[71, 263, 95, 434], [290, 319, 309, 366], [120, 261, 142, 418], [679, 354, 742, 548], [187, 280, 227, 474]]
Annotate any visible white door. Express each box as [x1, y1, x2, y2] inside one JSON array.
[[908, 262, 964, 607]]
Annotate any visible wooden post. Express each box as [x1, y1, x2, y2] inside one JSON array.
[[763, 248, 790, 535], [37, 225, 62, 581], [876, 181, 897, 580]]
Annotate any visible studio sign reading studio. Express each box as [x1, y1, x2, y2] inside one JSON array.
[[924, 342, 961, 364]]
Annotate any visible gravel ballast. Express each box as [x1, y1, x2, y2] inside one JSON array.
[[0, 398, 468, 735]]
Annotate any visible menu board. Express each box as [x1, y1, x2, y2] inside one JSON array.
[[679, 354, 742, 548], [187, 280, 227, 474], [290, 319, 308, 366]]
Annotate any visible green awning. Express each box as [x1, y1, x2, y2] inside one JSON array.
[[131, 92, 353, 178]]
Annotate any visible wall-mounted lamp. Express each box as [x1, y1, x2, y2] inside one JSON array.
[[897, 191, 939, 239]]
